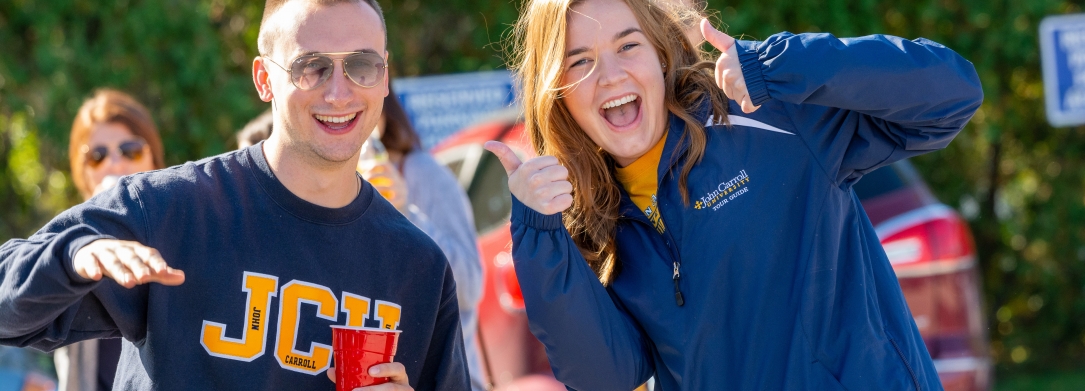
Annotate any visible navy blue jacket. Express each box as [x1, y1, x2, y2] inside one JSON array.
[[0, 145, 470, 390], [509, 33, 982, 390]]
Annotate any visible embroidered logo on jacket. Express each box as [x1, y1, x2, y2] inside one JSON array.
[[693, 170, 751, 211]]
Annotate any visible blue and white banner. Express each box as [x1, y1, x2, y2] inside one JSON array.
[[393, 70, 517, 149], [1041, 13, 1085, 127]]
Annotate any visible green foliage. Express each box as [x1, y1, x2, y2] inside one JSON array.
[[0, 0, 268, 236], [995, 368, 1085, 391], [1, 0, 1083, 378], [381, 0, 520, 75]]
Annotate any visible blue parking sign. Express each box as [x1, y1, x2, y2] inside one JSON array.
[[393, 71, 517, 149], [1041, 14, 1085, 127]]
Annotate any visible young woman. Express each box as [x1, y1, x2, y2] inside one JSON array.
[[60, 89, 165, 391], [484, 0, 982, 389]]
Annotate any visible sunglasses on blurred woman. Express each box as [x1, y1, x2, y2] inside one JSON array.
[[262, 51, 388, 90], [82, 138, 147, 167]]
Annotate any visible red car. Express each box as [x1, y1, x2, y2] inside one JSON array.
[[433, 112, 991, 391]]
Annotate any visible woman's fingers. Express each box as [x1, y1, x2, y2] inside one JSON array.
[[549, 193, 574, 212], [532, 181, 574, 209], [530, 163, 569, 185], [721, 68, 736, 100], [360, 162, 410, 211], [714, 56, 727, 95], [485, 143, 573, 215], [515, 156, 572, 215], [701, 19, 761, 113], [518, 155, 560, 174]]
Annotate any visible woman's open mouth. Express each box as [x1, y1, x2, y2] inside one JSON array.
[[600, 94, 641, 129], [313, 112, 360, 134]]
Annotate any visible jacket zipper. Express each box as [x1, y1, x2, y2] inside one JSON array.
[[661, 217, 684, 307], [619, 212, 684, 307], [621, 125, 688, 307], [672, 261, 684, 306]]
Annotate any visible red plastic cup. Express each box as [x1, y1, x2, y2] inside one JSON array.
[[331, 326, 402, 390]]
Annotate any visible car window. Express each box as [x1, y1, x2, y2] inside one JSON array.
[[467, 153, 513, 234], [444, 159, 464, 182]]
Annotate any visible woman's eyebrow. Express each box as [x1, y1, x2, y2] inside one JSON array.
[[565, 27, 642, 58], [566, 47, 589, 58], [614, 27, 642, 40]]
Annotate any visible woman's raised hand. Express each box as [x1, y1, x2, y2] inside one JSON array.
[[484, 141, 573, 216], [701, 19, 760, 114], [359, 161, 410, 213]]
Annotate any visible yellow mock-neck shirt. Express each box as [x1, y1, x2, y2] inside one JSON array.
[[614, 133, 667, 234]]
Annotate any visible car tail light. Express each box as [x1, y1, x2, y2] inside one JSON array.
[[876, 204, 976, 278], [877, 204, 991, 390], [494, 251, 526, 312]]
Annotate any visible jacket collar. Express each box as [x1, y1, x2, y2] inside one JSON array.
[[616, 101, 713, 219]]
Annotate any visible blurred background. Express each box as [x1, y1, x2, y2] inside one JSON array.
[[0, 0, 1083, 389]]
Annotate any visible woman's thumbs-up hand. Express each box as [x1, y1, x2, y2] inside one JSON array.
[[484, 141, 573, 216], [701, 19, 760, 114]]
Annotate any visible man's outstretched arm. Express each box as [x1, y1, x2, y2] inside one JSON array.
[[0, 178, 182, 351]]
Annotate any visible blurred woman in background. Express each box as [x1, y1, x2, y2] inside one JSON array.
[[59, 89, 164, 391], [69, 89, 165, 199], [235, 109, 273, 149], [360, 85, 487, 391]]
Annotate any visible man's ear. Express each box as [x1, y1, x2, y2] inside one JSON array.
[[253, 57, 274, 102]]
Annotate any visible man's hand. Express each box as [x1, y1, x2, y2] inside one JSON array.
[[701, 19, 760, 114], [483, 141, 572, 216], [73, 239, 185, 288], [327, 362, 412, 391], [359, 162, 410, 213]]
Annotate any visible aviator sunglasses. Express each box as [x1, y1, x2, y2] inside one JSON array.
[[262, 51, 388, 90], [82, 139, 147, 167]]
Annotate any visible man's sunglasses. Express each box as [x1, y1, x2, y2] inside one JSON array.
[[83, 139, 146, 167], [263, 51, 388, 90]]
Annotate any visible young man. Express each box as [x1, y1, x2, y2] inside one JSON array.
[[0, 1, 470, 390]]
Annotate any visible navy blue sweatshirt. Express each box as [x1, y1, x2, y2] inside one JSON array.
[[510, 33, 982, 390], [0, 144, 470, 390]]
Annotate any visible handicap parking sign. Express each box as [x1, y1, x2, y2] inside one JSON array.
[[1041, 14, 1085, 127]]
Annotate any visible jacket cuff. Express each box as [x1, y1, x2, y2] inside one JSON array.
[[736, 40, 770, 106], [511, 195, 564, 231]]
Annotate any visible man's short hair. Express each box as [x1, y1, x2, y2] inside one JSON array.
[[257, 0, 386, 56]]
